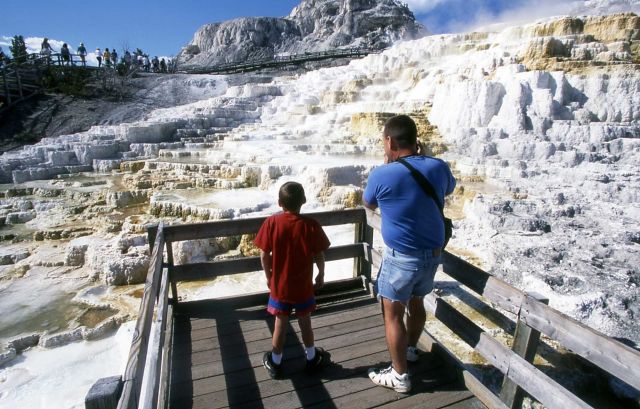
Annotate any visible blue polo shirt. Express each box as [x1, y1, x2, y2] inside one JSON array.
[[363, 155, 456, 252]]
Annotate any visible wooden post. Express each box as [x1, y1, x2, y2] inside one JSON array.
[[353, 214, 373, 281], [156, 304, 173, 409], [165, 241, 178, 303], [85, 376, 122, 409], [2, 68, 11, 105], [500, 292, 549, 408], [15, 68, 23, 98]]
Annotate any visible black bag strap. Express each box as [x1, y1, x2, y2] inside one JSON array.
[[396, 157, 445, 219]]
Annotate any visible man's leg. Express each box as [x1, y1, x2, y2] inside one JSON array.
[[407, 296, 426, 348], [382, 297, 408, 375], [272, 314, 289, 354]]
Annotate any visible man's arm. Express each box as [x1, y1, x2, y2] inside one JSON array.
[[314, 251, 325, 290], [363, 200, 377, 210], [260, 250, 272, 287]]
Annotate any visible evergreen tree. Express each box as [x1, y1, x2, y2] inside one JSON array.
[[10, 35, 28, 64]]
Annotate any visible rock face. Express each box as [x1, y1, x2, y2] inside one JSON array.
[[177, 0, 426, 69]]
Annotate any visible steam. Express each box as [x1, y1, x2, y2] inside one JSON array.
[[405, 0, 640, 34]]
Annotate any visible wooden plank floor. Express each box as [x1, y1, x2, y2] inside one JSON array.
[[168, 288, 484, 409]]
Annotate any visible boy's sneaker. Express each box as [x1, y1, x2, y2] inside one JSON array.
[[368, 365, 411, 393], [305, 347, 330, 373], [406, 346, 423, 362], [263, 352, 283, 379]]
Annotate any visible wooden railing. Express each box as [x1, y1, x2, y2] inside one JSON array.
[[85, 208, 640, 409], [363, 208, 640, 409], [0, 61, 42, 111], [1, 53, 140, 113], [181, 47, 380, 75], [85, 209, 371, 409]]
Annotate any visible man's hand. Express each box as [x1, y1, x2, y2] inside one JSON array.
[[314, 273, 324, 290]]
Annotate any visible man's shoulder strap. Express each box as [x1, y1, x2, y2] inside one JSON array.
[[396, 157, 444, 213]]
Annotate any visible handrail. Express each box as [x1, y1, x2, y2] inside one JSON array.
[[157, 208, 366, 243], [117, 223, 166, 409], [364, 208, 640, 408], [87, 208, 640, 409], [180, 47, 381, 75]]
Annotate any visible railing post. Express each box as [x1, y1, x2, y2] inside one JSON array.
[[500, 292, 549, 408], [353, 210, 373, 282], [2, 67, 10, 105], [165, 241, 178, 303], [15, 68, 23, 98], [85, 376, 123, 409]]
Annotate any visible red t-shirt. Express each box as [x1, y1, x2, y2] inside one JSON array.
[[254, 212, 330, 303]]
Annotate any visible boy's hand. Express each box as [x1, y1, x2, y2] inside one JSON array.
[[314, 274, 324, 290]]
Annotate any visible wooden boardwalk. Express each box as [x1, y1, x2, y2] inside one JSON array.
[[86, 212, 640, 409], [167, 288, 483, 409]]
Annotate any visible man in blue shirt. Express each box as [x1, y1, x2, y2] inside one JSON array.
[[363, 115, 456, 393]]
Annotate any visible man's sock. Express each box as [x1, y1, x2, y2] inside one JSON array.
[[305, 346, 316, 361], [271, 351, 282, 365]]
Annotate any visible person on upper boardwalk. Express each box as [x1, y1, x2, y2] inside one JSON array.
[[103, 48, 111, 67], [160, 58, 167, 73], [60, 43, 71, 65], [40, 38, 53, 57], [151, 56, 159, 72], [254, 181, 332, 379], [77, 43, 87, 66], [363, 114, 456, 393], [95, 48, 102, 67], [110, 49, 118, 66], [143, 55, 150, 72]]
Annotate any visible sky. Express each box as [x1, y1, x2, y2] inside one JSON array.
[[0, 0, 584, 60]]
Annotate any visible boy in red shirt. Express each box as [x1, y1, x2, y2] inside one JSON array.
[[254, 181, 331, 379]]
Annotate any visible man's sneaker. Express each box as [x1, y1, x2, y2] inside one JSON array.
[[406, 346, 423, 363], [305, 347, 330, 372], [263, 352, 283, 379], [368, 365, 411, 393]]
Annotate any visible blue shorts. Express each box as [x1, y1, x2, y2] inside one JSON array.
[[375, 246, 441, 304], [267, 296, 316, 316]]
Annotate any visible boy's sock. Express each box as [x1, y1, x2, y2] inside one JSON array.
[[271, 351, 283, 365], [305, 346, 316, 361]]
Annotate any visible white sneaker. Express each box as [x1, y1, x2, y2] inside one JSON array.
[[368, 365, 411, 393], [406, 346, 422, 362]]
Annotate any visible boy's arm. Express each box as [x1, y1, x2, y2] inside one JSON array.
[[260, 250, 272, 288], [314, 251, 325, 290]]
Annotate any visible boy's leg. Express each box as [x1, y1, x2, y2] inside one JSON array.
[[297, 312, 314, 348], [272, 314, 289, 354]]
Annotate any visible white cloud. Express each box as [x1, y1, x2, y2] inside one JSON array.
[[464, 0, 640, 33], [449, 0, 576, 33], [403, 0, 450, 13], [0, 36, 103, 66], [411, 0, 640, 34]]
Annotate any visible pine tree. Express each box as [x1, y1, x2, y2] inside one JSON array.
[[10, 35, 28, 64]]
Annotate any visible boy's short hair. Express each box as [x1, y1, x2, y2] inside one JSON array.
[[384, 115, 417, 149], [279, 182, 306, 211]]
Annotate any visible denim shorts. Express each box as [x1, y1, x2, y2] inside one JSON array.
[[375, 246, 441, 304]]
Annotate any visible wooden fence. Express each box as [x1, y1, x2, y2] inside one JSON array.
[[0, 52, 137, 114], [181, 47, 378, 75], [85, 208, 640, 409]]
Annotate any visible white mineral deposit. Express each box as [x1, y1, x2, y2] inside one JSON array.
[[1, 0, 640, 407]]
